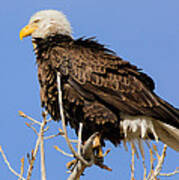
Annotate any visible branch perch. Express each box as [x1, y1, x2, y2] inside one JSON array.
[[57, 73, 94, 166]]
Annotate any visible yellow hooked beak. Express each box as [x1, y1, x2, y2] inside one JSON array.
[[19, 23, 38, 40]]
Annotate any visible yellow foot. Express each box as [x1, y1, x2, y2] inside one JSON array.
[[92, 135, 112, 171], [66, 159, 77, 170], [93, 134, 103, 158]]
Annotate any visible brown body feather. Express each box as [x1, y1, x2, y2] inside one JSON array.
[[34, 35, 179, 145]]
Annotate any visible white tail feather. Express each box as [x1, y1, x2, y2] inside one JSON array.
[[120, 113, 179, 152]]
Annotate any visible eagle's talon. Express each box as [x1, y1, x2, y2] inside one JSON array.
[[96, 163, 112, 171], [103, 149, 111, 157], [94, 155, 104, 164], [66, 159, 77, 170]]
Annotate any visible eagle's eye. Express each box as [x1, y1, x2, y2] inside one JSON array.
[[33, 19, 40, 23]]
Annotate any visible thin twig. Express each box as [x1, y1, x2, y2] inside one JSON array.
[[19, 111, 41, 125], [61, 135, 78, 143], [44, 132, 63, 140], [142, 159, 147, 180], [159, 167, 179, 177], [147, 147, 154, 180], [63, 138, 78, 143], [54, 146, 73, 157], [25, 122, 39, 136], [0, 146, 26, 180], [18, 157, 25, 180], [26, 137, 40, 179], [152, 144, 160, 160], [58, 128, 78, 143], [137, 140, 146, 180]]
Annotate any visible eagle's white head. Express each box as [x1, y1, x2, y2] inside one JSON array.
[[20, 10, 72, 40]]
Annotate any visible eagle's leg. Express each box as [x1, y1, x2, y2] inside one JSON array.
[[93, 134, 103, 159], [92, 135, 112, 171]]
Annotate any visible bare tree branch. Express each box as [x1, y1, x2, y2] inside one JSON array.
[[0, 146, 26, 180]]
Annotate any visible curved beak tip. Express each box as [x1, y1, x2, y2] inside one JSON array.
[[19, 26, 27, 40], [19, 32, 24, 40], [19, 24, 37, 40]]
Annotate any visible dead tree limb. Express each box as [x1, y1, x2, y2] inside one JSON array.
[[19, 111, 48, 180]]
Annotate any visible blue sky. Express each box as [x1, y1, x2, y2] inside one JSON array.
[[0, 0, 179, 179]]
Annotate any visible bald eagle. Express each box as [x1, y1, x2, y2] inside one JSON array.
[[20, 10, 179, 151]]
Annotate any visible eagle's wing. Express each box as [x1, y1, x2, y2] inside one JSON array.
[[48, 41, 179, 128], [56, 43, 178, 129]]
